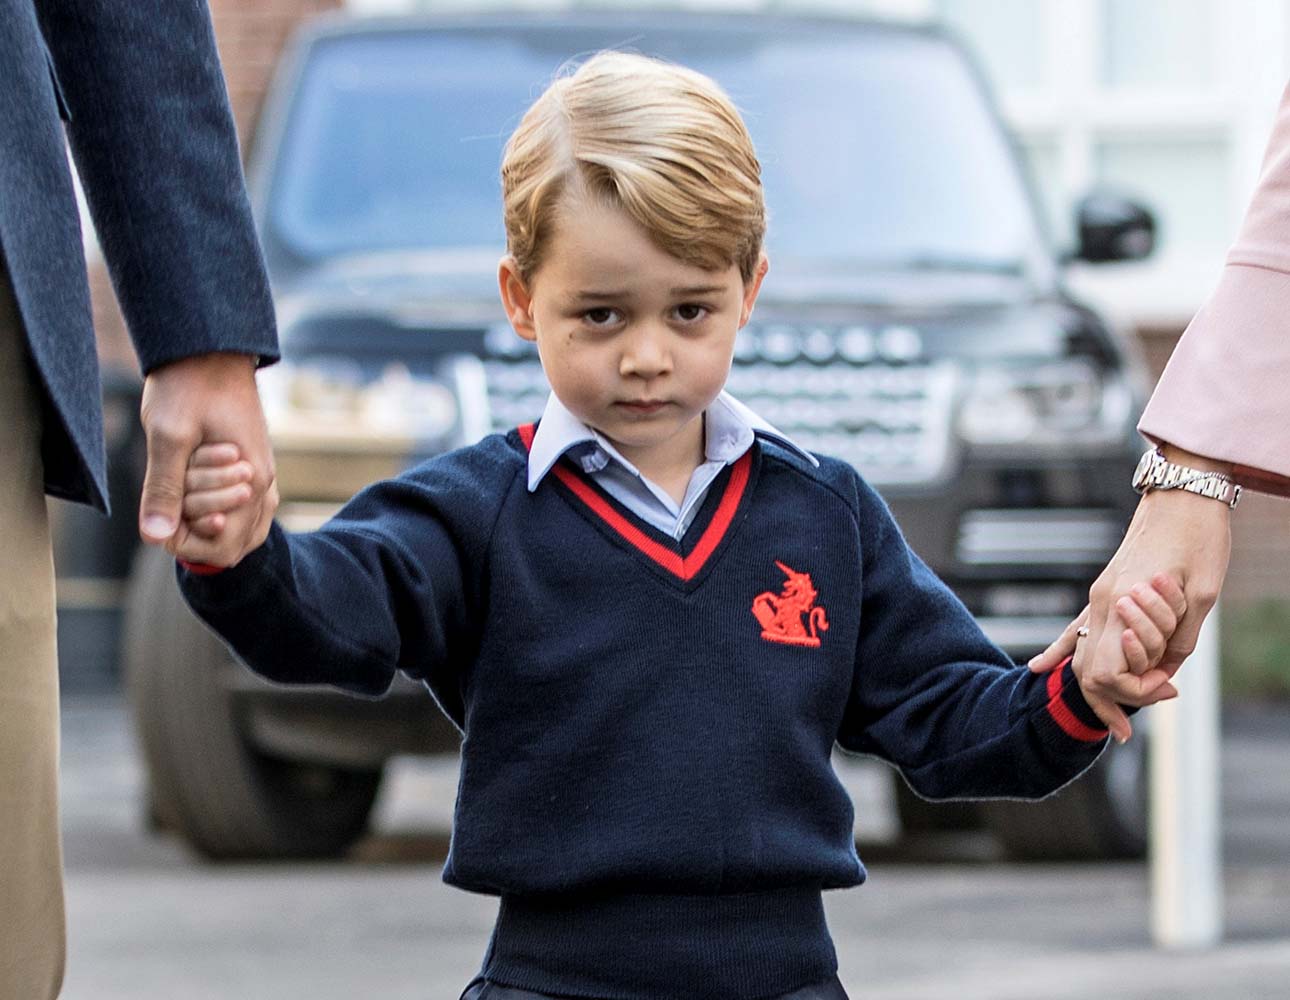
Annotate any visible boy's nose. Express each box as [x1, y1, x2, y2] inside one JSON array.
[[619, 326, 672, 379]]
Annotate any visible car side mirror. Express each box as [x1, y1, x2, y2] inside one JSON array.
[[1071, 192, 1157, 263]]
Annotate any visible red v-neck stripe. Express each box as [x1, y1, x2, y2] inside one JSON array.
[[517, 422, 751, 582]]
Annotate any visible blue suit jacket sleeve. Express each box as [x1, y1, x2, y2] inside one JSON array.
[[837, 474, 1110, 801], [33, 0, 279, 371]]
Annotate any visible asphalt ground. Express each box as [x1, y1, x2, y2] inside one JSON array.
[[57, 697, 1290, 999]]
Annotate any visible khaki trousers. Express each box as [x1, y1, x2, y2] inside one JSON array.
[[0, 261, 65, 999]]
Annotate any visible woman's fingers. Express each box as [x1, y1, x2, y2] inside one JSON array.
[[1150, 572, 1188, 620], [1029, 606, 1089, 673]]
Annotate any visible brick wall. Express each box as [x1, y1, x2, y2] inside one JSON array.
[[209, 0, 344, 156]]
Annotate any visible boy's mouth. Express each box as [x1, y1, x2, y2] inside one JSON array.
[[616, 399, 669, 415]]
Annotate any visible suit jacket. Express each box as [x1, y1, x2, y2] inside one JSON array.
[[0, 0, 278, 512], [1139, 82, 1290, 498]]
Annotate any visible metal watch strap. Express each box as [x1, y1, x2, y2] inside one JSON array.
[[1134, 448, 1241, 509]]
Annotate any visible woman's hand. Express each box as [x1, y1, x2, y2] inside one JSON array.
[[1029, 475, 1231, 741], [1031, 568, 1188, 741]]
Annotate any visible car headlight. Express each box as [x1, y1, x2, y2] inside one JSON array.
[[957, 360, 1130, 447], [258, 358, 458, 447]]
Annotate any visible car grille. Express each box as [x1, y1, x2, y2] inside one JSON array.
[[480, 323, 958, 486], [956, 508, 1125, 567]]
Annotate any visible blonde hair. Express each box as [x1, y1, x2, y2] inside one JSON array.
[[501, 51, 765, 284]]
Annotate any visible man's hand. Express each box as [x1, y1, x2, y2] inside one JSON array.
[[138, 352, 278, 567], [1029, 460, 1231, 741]]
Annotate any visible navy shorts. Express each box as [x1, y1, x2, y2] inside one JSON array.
[[458, 974, 850, 1000]]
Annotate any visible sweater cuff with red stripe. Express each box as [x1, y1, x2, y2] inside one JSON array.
[[177, 559, 224, 576], [1041, 655, 1111, 744]]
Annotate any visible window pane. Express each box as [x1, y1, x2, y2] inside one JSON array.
[[1094, 138, 1229, 254], [1101, 0, 1216, 89], [935, 0, 1045, 92]]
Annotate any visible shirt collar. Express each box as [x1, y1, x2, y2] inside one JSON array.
[[525, 390, 817, 493], [708, 391, 819, 467]]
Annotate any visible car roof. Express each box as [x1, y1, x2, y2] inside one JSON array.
[[295, 8, 948, 47]]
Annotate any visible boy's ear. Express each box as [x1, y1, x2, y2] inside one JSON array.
[[498, 256, 538, 342], [739, 254, 769, 328]]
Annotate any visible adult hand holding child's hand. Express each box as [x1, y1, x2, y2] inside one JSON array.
[[138, 352, 278, 568], [1029, 569, 1188, 743]]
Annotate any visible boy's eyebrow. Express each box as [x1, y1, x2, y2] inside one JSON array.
[[565, 284, 727, 305], [671, 285, 726, 296], [569, 289, 632, 302]]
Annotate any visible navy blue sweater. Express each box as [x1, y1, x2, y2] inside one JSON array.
[[179, 426, 1109, 999]]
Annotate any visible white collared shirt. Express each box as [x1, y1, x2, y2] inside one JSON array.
[[526, 391, 818, 539]]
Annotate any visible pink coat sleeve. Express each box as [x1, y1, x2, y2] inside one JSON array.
[[1138, 82, 1290, 498]]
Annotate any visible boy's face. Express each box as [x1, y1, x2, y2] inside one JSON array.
[[499, 195, 766, 477]]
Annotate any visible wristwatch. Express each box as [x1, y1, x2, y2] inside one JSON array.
[[1132, 447, 1241, 509]]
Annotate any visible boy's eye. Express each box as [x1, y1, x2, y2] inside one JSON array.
[[583, 307, 621, 327], [674, 303, 709, 323]]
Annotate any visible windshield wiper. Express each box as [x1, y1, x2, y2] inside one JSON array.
[[788, 254, 1025, 276], [875, 253, 1026, 275]]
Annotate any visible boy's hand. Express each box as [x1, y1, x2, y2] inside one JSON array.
[[1110, 573, 1189, 683], [169, 443, 258, 564], [1028, 573, 1187, 742]]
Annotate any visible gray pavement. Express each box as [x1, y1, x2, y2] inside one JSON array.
[[58, 697, 1290, 999]]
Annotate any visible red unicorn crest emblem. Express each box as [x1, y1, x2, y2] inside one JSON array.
[[751, 561, 829, 648]]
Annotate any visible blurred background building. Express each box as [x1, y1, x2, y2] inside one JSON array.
[[79, 0, 1290, 697]]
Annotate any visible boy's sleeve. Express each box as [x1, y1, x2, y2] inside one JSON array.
[[836, 473, 1109, 802], [177, 450, 518, 728]]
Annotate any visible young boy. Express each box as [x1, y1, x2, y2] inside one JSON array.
[[174, 52, 1184, 1000]]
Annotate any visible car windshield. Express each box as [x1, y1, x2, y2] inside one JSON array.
[[268, 23, 1044, 276]]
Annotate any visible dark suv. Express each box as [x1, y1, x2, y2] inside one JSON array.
[[122, 11, 1157, 860]]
